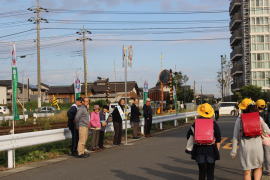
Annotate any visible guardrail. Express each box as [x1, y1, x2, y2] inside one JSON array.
[[0, 111, 197, 169], [0, 115, 29, 121]]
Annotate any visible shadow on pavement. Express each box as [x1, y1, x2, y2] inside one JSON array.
[[140, 167, 194, 180], [111, 169, 149, 180]]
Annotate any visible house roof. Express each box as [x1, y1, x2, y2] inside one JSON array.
[[0, 80, 24, 88], [48, 85, 74, 94]]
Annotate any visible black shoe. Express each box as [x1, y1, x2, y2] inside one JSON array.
[[77, 153, 89, 158]]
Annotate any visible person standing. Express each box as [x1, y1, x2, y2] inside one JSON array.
[[89, 105, 101, 151], [130, 99, 141, 139], [186, 103, 221, 180], [143, 98, 153, 137], [75, 97, 90, 158], [231, 98, 270, 180], [112, 99, 125, 145], [99, 105, 110, 149], [256, 99, 270, 176], [67, 97, 82, 156]]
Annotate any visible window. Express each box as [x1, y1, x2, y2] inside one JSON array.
[[257, 53, 264, 60], [257, 35, 264, 42]]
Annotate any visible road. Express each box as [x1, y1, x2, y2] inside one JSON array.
[[0, 116, 242, 180]]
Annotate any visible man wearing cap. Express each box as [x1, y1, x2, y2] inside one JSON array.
[[67, 97, 82, 156], [143, 98, 153, 137]]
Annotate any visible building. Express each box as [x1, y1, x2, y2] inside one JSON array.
[[230, 0, 270, 91], [48, 80, 141, 103], [0, 80, 49, 103], [0, 86, 7, 105]]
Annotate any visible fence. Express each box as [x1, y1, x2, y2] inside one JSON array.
[[0, 111, 197, 169], [0, 115, 29, 121]]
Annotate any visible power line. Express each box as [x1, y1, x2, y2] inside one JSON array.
[[42, 26, 228, 31], [48, 9, 228, 14], [0, 29, 35, 39]]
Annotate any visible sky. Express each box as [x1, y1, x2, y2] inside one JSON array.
[[0, 0, 231, 97]]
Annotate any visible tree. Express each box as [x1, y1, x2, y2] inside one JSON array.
[[237, 85, 262, 101]]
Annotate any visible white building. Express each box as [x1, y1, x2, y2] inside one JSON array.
[[0, 86, 7, 105]]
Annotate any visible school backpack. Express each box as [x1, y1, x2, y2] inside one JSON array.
[[194, 119, 215, 144], [241, 112, 262, 137]]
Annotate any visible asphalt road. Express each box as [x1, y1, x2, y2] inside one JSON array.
[[0, 116, 242, 180]]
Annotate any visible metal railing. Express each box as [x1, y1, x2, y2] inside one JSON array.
[[0, 111, 197, 169]]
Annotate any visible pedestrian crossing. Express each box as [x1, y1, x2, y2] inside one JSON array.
[[221, 137, 235, 150]]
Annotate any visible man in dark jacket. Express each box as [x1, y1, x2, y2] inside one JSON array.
[[143, 98, 153, 137], [130, 99, 141, 139], [112, 99, 125, 145], [67, 97, 82, 156]]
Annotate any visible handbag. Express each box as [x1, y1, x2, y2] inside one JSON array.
[[262, 133, 270, 146], [185, 127, 194, 153]]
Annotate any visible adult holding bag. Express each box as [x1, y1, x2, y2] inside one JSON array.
[[231, 98, 270, 180], [186, 103, 221, 180]]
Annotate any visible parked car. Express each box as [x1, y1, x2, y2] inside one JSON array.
[[218, 102, 238, 116], [0, 106, 10, 115], [36, 106, 56, 113]]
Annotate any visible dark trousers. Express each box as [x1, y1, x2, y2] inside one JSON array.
[[69, 125, 79, 154], [132, 122, 140, 138], [113, 121, 122, 145], [214, 110, 219, 121], [99, 131, 105, 148], [198, 163, 215, 180], [144, 118, 152, 135]]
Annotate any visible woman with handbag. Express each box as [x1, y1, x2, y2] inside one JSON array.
[[231, 98, 270, 180]]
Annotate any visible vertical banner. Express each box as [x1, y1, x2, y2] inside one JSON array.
[[128, 45, 133, 67], [74, 77, 81, 101], [11, 44, 19, 120], [143, 81, 149, 104]]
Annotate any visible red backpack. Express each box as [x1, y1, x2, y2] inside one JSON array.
[[194, 119, 215, 144], [241, 112, 262, 137]]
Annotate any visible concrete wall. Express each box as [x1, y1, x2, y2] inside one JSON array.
[[0, 86, 7, 105]]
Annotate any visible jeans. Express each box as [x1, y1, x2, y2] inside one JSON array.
[[113, 121, 122, 145], [198, 163, 215, 180], [91, 129, 100, 149], [69, 125, 79, 154], [144, 118, 152, 135], [77, 126, 89, 155]]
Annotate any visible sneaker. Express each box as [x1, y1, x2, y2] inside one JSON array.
[[77, 153, 89, 158]]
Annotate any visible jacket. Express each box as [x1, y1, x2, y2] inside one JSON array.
[[112, 105, 124, 123], [143, 104, 153, 120], [75, 105, 90, 128], [90, 111, 101, 128], [67, 104, 78, 129], [130, 104, 141, 122]]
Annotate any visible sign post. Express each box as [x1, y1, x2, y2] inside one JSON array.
[[143, 81, 149, 105], [74, 77, 81, 101]]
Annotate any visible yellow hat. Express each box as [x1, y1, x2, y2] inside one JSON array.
[[197, 103, 214, 118], [238, 98, 254, 110], [256, 99, 266, 109]]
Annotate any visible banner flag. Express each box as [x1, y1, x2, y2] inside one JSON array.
[[11, 44, 19, 120]]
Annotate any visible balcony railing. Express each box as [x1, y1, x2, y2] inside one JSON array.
[[231, 81, 245, 90], [230, 30, 242, 45], [231, 64, 243, 75], [230, 12, 242, 30], [229, 0, 241, 15], [230, 46, 243, 61]]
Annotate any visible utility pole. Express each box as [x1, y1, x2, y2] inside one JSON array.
[[27, 0, 48, 108], [76, 27, 92, 97], [220, 55, 225, 101], [200, 84, 203, 104], [193, 80, 196, 106]]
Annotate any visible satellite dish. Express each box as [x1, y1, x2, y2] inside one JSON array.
[[159, 70, 170, 84]]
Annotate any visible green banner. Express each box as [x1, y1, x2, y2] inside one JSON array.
[[12, 67, 19, 120], [143, 92, 148, 105]]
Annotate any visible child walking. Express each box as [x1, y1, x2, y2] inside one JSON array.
[[186, 103, 221, 180]]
